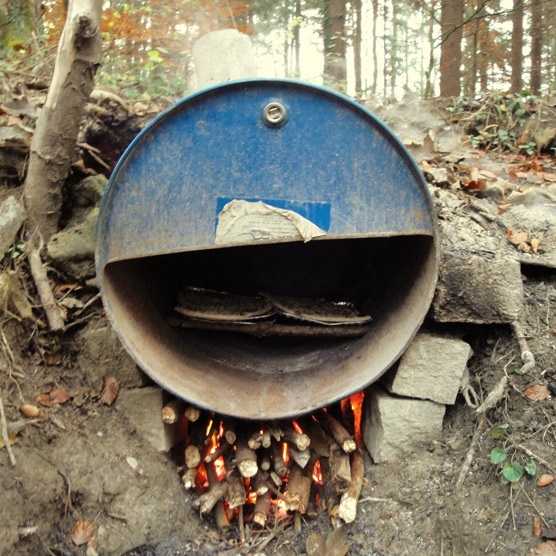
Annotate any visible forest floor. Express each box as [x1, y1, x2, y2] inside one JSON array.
[[0, 90, 555, 556]]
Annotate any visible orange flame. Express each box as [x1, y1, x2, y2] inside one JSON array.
[[205, 418, 214, 437], [273, 498, 289, 518], [218, 421, 224, 437], [214, 456, 226, 481], [292, 421, 303, 434], [350, 391, 365, 446], [282, 442, 289, 465], [196, 464, 209, 491], [247, 490, 257, 504], [312, 460, 323, 485]]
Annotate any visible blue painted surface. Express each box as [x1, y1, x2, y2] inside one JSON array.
[[97, 79, 435, 267]]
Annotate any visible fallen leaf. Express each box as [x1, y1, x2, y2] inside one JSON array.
[[518, 241, 532, 253], [99, 375, 119, 405], [71, 520, 95, 546], [535, 516, 543, 536], [544, 527, 556, 540], [540, 172, 556, 182], [19, 404, 44, 418], [497, 202, 512, 214], [524, 384, 550, 401], [538, 474, 556, 487], [45, 352, 61, 366], [531, 238, 541, 253], [36, 393, 53, 407], [527, 540, 556, 556], [507, 230, 529, 244], [0, 431, 17, 447], [49, 389, 70, 404]]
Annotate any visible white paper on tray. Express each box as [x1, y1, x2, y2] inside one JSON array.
[[215, 199, 326, 245]]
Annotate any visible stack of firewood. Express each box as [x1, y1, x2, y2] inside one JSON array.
[[161, 397, 365, 532]]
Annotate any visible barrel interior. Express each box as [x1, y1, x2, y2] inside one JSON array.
[[101, 235, 436, 419]]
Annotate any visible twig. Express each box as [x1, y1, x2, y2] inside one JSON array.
[[484, 489, 522, 553], [510, 484, 516, 531], [0, 391, 17, 465], [514, 444, 555, 476], [238, 504, 245, 543], [28, 238, 65, 331], [517, 482, 550, 528], [456, 413, 487, 488], [358, 496, 391, 503], [511, 320, 535, 373]]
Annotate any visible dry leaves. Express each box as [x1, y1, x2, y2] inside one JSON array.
[[531, 238, 542, 253], [18, 404, 44, 419], [528, 541, 556, 556], [71, 520, 95, 546], [507, 230, 529, 245], [99, 375, 119, 405], [536, 517, 543, 536], [524, 384, 551, 401], [538, 474, 556, 487], [36, 388, 70, 407]]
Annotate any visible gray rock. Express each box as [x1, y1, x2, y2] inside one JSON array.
[[0, 196, 25, 259], [363, 385, 445, 464], [381, 333, 472, 405], [76, 324, 147, 389], [47, 208, 98, 279], [432, 250, 523, 323], [117, 386, 181, 452], [67, 175, 108, 227]]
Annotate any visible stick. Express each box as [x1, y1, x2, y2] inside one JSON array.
[[511, 320, 535, 373], [338, 450, 365, 523], [0, 393, 16, 465], [161, 398, 185, 424], [235, 436, 258, 478], [184, 406, 201, 423], [28, 238, 65, 331], [329, 441, 351, 494], [271, 440, 288, 477], [226, 469, 246, 509], [317, 410, 356, 453], [214, 501, 230, 531], [285, 465, 312, 512], [182, 467, 198, 490], [253, 491, 271, 527], [288, 446, 311, 469], [282, 422, 311, 451], [515, 444, 555, 476], [456, 413, 487, 488], [185, 445, 201, 469]]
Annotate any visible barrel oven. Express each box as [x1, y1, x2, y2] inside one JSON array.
[[96, 79, 438, 419]]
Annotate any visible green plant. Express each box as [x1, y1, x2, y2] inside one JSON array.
[[5, 243, 25, 260], [489, 447, 536, 483]]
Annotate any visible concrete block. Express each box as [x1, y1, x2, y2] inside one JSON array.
[[0, 196, 25, 259], [432, 251, 523, 323], [117, 386, 177, 452], [76, 325, 147, 389], [382, 333, 472, 405], [363, 386, 445, 464]]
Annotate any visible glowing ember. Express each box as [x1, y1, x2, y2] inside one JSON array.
[[214, 456, 226, 481], [218, 421, 224, 437], [312, 460, 323, 485], [282, 442, 289, 465], [195, 464, 209, 491], [208, 433, 218, 454], [247, 491, 257, 504], [292, 421, 303, 434], [205, 418, 214, 437]]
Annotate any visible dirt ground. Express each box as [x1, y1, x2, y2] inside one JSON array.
[[1, 96, 556, 555]]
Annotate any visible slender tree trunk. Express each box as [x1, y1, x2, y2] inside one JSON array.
[[530, 0, 542, 94], [323, 0, 348, 87], [294, 0, 301, 78], [24, 0, 102, 240], [510, 0, 524, 93], [439, 0, 464, 97], [478, 19, 489, 92], [423, 0, 436, 99], [371, 0, 378, 94], [390, 0, 398, 97], [382, 0, 388, 95], [353, 0, 362, 95]]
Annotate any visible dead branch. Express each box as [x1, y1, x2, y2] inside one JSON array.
[[511, 320, 536, 374], [0, 391, 16, 465], [338, 450, 365, 523]]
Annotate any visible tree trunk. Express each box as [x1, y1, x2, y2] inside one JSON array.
[[371, 0, 378, 94], [323, 0, 348, 87], [478, 19, 489, 92], [294, 0, 301, 78], [353, 0, 362, 95], [529, 0, 542, 94], [439, 0, 464, 97], [510, 0, 524, 93], [24, 0, 102, 241], [423, 0, 436, 99]]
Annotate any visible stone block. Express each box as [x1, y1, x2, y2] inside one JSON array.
[[117, 386, 178, 452], [381, 333, 472, 405], [363, 385, 445, 464], [432, 251, 523, 324], [77, 324, 147, 389], [0, 196, 25, 259]]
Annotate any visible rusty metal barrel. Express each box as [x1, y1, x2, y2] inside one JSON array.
[[96, 79, 438, 420]]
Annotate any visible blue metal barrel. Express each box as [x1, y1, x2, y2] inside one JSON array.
[[96, 79, 438, 419]]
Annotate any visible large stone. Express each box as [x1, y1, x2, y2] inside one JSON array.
[[432, 251, 523, 323], [76, 324, 147, 389], [363, 385, 445, 464], [117, 386, 179, 452], [47, 208, 98, 279], [381, 333, 472, 405], [0, 196, 25, 259]]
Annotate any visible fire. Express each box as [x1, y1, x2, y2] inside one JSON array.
[[218, 421, 224, 437], [195, 464, 209, 491], [246, 490, 257, 504], [292, 421, 303, 434], [282, 442, 289, 465], [272, 497, 289, 518], [213, 456, 226, 481], [312, 460, 323, 485], [205, 418, 214, 437], [350, 391, 365, 446]]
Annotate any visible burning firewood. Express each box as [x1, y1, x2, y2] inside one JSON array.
[[285, 465, 312, 512], [329, 440, 351, 494], [282, 421, 311, 451], [214, 500, 230, 531], [321, 457, 340, 528], [271, 440, 289, 477], [182, 467, 198, 490], [253, 470, 269, 495], [185, 445, 201, 469], [226, 469, 247, 509], [253, 491, 271, 527], [235, 434, 258, 478], [259, 451, 271, 471], [318, 410, 356, 453], [193, 462, 228, 514], [338, 450, 364, 523], [288, 446, 311, 469], [184, 405, 202, 422]]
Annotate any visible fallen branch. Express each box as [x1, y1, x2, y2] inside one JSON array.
[[0, 391, 16, 465], [511, 320, 535, 374], [28, 238, 65, 331], [515, 444, 555, 476]]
